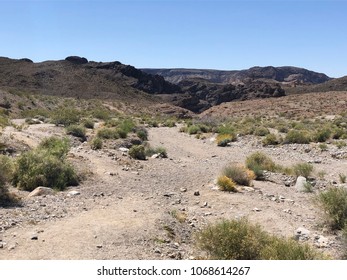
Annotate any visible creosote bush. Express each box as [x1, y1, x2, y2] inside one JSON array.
[[12, 137, 78, 191], [196, 218, 327, 260], [129, 145, 146, 160], [66, 125, 86, 140], [222, 164, 255, 186], [316, 187, 347, 230], [0, 155, 15, 205]]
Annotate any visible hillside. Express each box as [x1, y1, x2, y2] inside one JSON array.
[[0, 56, 181, 99], [142, 66, 331, 85]]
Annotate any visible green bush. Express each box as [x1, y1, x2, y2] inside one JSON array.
[[314, 128, 331, 143], [52, 108, 80, 126], [196, 218, 326, 260], [262, 133, 280, 146], [0, 155, 14, 205], [66, 125, 87, 140], [129, 145, 146, 160], [254, 126, 270, 136], [292, 163, 314, 178], [82, 118, 95, 129], [188, 125, 200, 135], [316, 187, 347, 229], [284, 130, 311, 144], [12, 150, 78, 191], [245, 152, 277, 179], [97, 127, 119, 139], [91, 137, 103, 150], [136, 127, 148, 141], [222, 164, 255, 186], [38, 137, 70, 158]]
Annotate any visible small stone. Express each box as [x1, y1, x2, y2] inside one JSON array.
[[96, 245, 103, 249], [294, 227, 310, 241], [180, 187, 187, 193], [283, 209, 292, 214], [253, 207, 261, 212], [295, 176, 307, 192], [119, 147, 129, 152], [151, 154, 160, 159], [154, 248, 161, 254], [194, 191, 200, 196], [31, 234, 38, 240]]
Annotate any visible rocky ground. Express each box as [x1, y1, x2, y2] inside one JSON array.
[[0, 121, 347, 259]]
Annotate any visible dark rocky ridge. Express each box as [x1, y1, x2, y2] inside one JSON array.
[[142, 66, 331, 85]]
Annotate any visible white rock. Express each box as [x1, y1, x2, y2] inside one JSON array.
[[295, 176, 307, 192], [119, 147, 129, 152], [294, 227, 310, 241], [67, 190, 80, 197]]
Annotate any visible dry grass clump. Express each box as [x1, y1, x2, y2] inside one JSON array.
[[222, 164, 255, 186], [216, 133, 236, 147], [245, 151, 278, 179], [217, 175, 238, 192]]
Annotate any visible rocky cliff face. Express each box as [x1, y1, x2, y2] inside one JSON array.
[[162, 79, 285, 113], [142, 66, 331, 85]]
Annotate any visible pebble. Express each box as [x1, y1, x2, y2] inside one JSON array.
[[67, 190, 80, 197], [253, 208, 261, 212], [96, 245, 103, 249], [194, 191, 200, 196], [180, 188, 187, 192]]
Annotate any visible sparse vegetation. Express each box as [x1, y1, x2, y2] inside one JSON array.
[[97, 127, 119, 139], [245, 151, 278, 179], [339, 173, 347, 184], [284, 130, 311, 144], [262, 133, 280, 146], [0, 155, 15, 205], [52, 107, 80, 126], [145, 146, 167, 158], [196, 218, 325, 260], [216, 133, 236, 147]]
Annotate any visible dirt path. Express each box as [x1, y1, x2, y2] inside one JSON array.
[[1, 123, 346, 259]]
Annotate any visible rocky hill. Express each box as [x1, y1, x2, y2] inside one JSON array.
[[142, 66, 331, 85], [0, 56, 181, 99]]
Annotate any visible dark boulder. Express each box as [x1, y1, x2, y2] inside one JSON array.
[[65, 56, 88, 64]]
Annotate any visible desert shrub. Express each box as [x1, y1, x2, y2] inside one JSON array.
[[284, 130, 311, 144], [116, 128, 128, 139], [217, 124, 235, 135], [66, 125, 86, 140], [97, 127, 119, 139], [188, 125, 200, 135], [292, 163, 314, 178], [262, 133, 280, 146], [129, 145, 146, 160], [339, 174, 347, 184], [254, 126, 270, 136], [0, 114, 9, 127], [136, 127, 148, 141], [82, 118, 95, 129], [335, 141, 347, 149], [217, 176, 237, 192], [316, 187, 347, 229], [38, 137, 70, 158], [259, 236, 326, 260], [245, 152, 277, 179], [314, 127, 331, 143], [12, 150, 78, 191], [196, 218, 326, 260], [216, 133, 236, 147], [0, 155, 14, 205], [118, 118, 136, 134], [222, 164, 255, 186], [91, 108, 111, 121], [145, 146, 167, 158], [52, 107, 80, 126], [91, 137, 103, 150]]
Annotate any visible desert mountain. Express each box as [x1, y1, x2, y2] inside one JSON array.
[[142, 66, 331, 85]]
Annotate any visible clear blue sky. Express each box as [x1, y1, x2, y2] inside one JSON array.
[[1, 0, 346, 77]]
